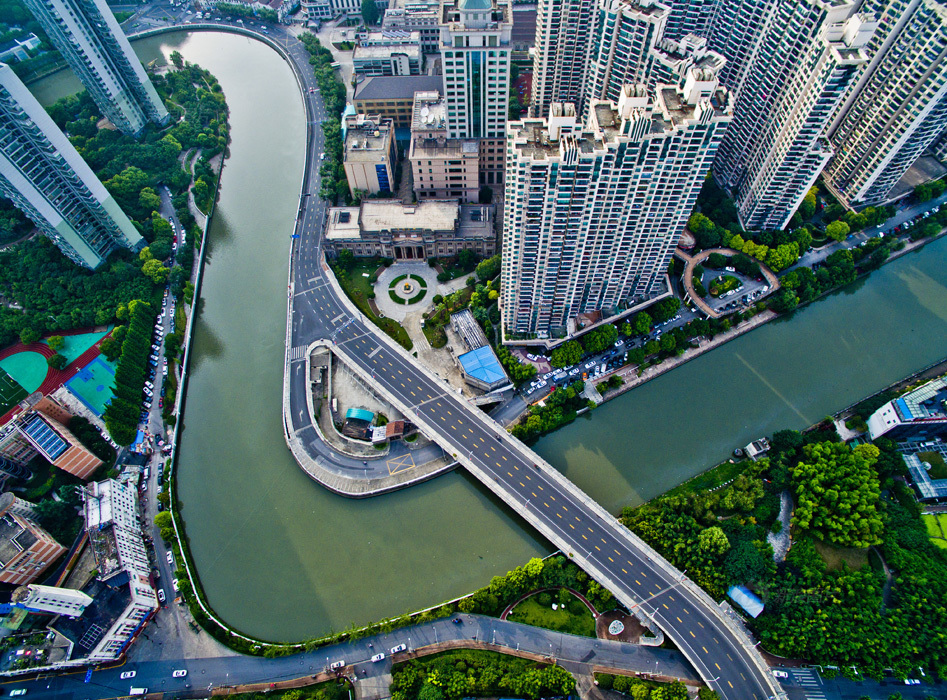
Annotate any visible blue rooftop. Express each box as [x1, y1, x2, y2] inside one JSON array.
[[21, 414, 68, 460], [458, 346, 507, 386], [728, 585, 764, 618], [346, 407, 375, 423]]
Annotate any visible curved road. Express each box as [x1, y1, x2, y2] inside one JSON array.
[[125, 17, 781, 700]]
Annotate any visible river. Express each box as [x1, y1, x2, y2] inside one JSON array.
[[33, 31, 947, 643]]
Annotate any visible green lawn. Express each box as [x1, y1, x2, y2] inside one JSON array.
[[333, 263, 413, 350], [665, 459, 748, 498], [922, 514, 943, 538], [814, 540, 869, 572], [917, 451, 947, 480], [507, 591, 596, 638]]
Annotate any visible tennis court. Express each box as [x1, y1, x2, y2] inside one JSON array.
[[66, 355, 117, 416], [0, 368, 27, 416], [0, 351, 48, 394]]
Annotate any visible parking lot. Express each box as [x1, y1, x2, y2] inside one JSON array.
[[698, 267, 770, 315]]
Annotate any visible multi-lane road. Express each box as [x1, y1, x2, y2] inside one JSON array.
[[274, 23, 782, 700]]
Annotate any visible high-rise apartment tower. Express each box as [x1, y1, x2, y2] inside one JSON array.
[[824, 0, 947, 207], [502, 74, 732, 339], [22, 0, 169, 136], [0, 63, 143, 269]]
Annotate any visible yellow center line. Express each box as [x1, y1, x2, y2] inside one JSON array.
[[689, 631, 695, 638], [607, 556, 614, 562], [519, 482, 525, 487], [676, 617, 682, 623], [544, 502, 550, 508], [635, 579, 642, 586], [621, 568, 627, 574], [538, 485, 544, 491], [697, 621, 704, 628], [702, 646, 708, 654], [715, 663, 722, 671], [569, 524, 575, 529], [531, 492, 537, 498], [557, 513, 562, 518], [662, 604, 669, 610], [582, 535, 588, 540], [491, 446, 496, 452], [595, 545, 601, 551], [727, 681, 733, 689], [514, 465, 520, 470]]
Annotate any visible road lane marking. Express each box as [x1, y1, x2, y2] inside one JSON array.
[[635, 580, 642, 586], [569, 524, 575, 529], [662, 604, 669, 610], [702, 646, 708, 654], [697, 621, 704, 628], [582, 535, 588, 540], [519, 482, 525, 487], [676, 617, 682, 623], [622, 568, 627, 574], [715, 663, 721, 670], [608, 556, 614, 562], [689, 631, 695, 638]]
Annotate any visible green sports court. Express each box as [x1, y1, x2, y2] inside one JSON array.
[[66, 355, 117, 416], [0, 351, 48, 394], [0, 367, 27, 416]]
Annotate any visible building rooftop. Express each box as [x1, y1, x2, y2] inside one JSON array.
[[51, 573, 131, 658], [361, 200, 459, 232], [411, 90, 447, 130], [451, 309, 489, 351], [354, 43, 421, 61], [411, 136, 478, 159], [458, 345, 507, 386], [894, 377, 947, 422], [344, 114, 393, 162], [905, 452, 947, 500], [354, 75, 444, 102], [0, 515, 36, 569]]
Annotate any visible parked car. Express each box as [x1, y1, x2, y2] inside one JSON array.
[[371, 653, 385, 663], [390, 644, 406, 654], [172, 670, 187, 678], [772, 671, 788, 679], [120, 671, 136, 680], [330, 660, 345, 670], [157, 589, 166, 603]]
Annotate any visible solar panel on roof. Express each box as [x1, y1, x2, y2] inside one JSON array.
[[21, 414, 68, 460]]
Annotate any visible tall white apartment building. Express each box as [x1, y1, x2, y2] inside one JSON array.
[[0, 63, 143, 269], [712, 1, 862, 222], [22, 0, 168, 136], [12, 584, 92, 618], [439, 0, 512, 183], [84, 478, 151, 580], [583, 0, 670, 114], [735, 13, 874, 230], [824, 0, 947, 207], [530, 0, 595, 118], [502, 75, 732, 339]]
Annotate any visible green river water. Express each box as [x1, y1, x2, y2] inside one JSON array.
[[34, 31, 947, 642]]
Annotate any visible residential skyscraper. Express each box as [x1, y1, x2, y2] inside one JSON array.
[[823, 0, 947, 207], [439, 0, 512, 183], [531, 0, 595, 118], [502, 74, 732, 339], [584, 0, 671, 113], [0, 63, 143, 269], [712, 1, 866, 227], [734, 13, 874, 230], [22, 0, 168, 136]]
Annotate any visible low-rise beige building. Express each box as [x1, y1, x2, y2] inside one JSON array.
[[325, 199, 496, 260], [354, 75, 443, 128], [343, 113, 398, 197], [410, 91, 480, 203]]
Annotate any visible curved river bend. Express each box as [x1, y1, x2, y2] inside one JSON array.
[[35, 31, 947, 642]]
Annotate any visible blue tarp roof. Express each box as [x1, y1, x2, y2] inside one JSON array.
[[458, 346, 507, 386], [728, 585, 764, 618], [895, 397, 914, 420], [346, 407, 375, 423]]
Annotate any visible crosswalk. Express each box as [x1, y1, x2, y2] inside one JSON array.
[[289, 346, 309, 361], [790, 668, 826, 700]]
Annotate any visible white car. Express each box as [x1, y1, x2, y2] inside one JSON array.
[[330, 660, 345, 670], [120, 671, 136, 680], [157, 589, 166, 603], [172, 669, 187, 678], [9, 690, 26, 697], [166, 551, 174, 564], [371, 653, 386, 662], [390, 644, 406, 654], [772, 671, 789, 679]]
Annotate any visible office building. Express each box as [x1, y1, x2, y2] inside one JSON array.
[[531, 0, 595, 118], [12, 584, 93, 618], [342, 113, 398, 197], [409, 91, 480, 202], [325, 199, 496, 259], [0, 64, 144, 269], [9, 408, 102, 480], [712, 1, 864, 226], [383, 0, 442, 52], [823, 0, 947, 207], [439, 0, 513, 184], [502, 77, 732, 340], [21, 0, 168, 136], [353, 31, 423, 76], [734, 13, 874, 230], [354, 75, 444, 127], [84, 479, 151, 580], [0, 512, 66, 586], [584, 0, 670, 111], [868, 375, 947, 443]]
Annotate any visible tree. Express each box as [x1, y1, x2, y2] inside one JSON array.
[[581, 324, 618, 354], [632, 312, 652, 335], [154, 511, 175, 542], [47, 353, 67, 370], [550, 340, 582, 368], [19, 327, 40, 345], [47, 335, 65, 352], [475, 254, 501, 281], [361, 0, 380, 24], [659, 334, 676, 353], [336, 249, 355, 272], [457, 248, 477, 271], [698, 526, 730, 556], [142, 259, 170, 285], [825, 220, 850, 242], [791, 441, 883, 548], [797, 187, 817, 221]]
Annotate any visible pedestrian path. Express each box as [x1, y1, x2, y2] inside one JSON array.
[[289, 345, 309, 361], [790, 668, 826, 700]]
